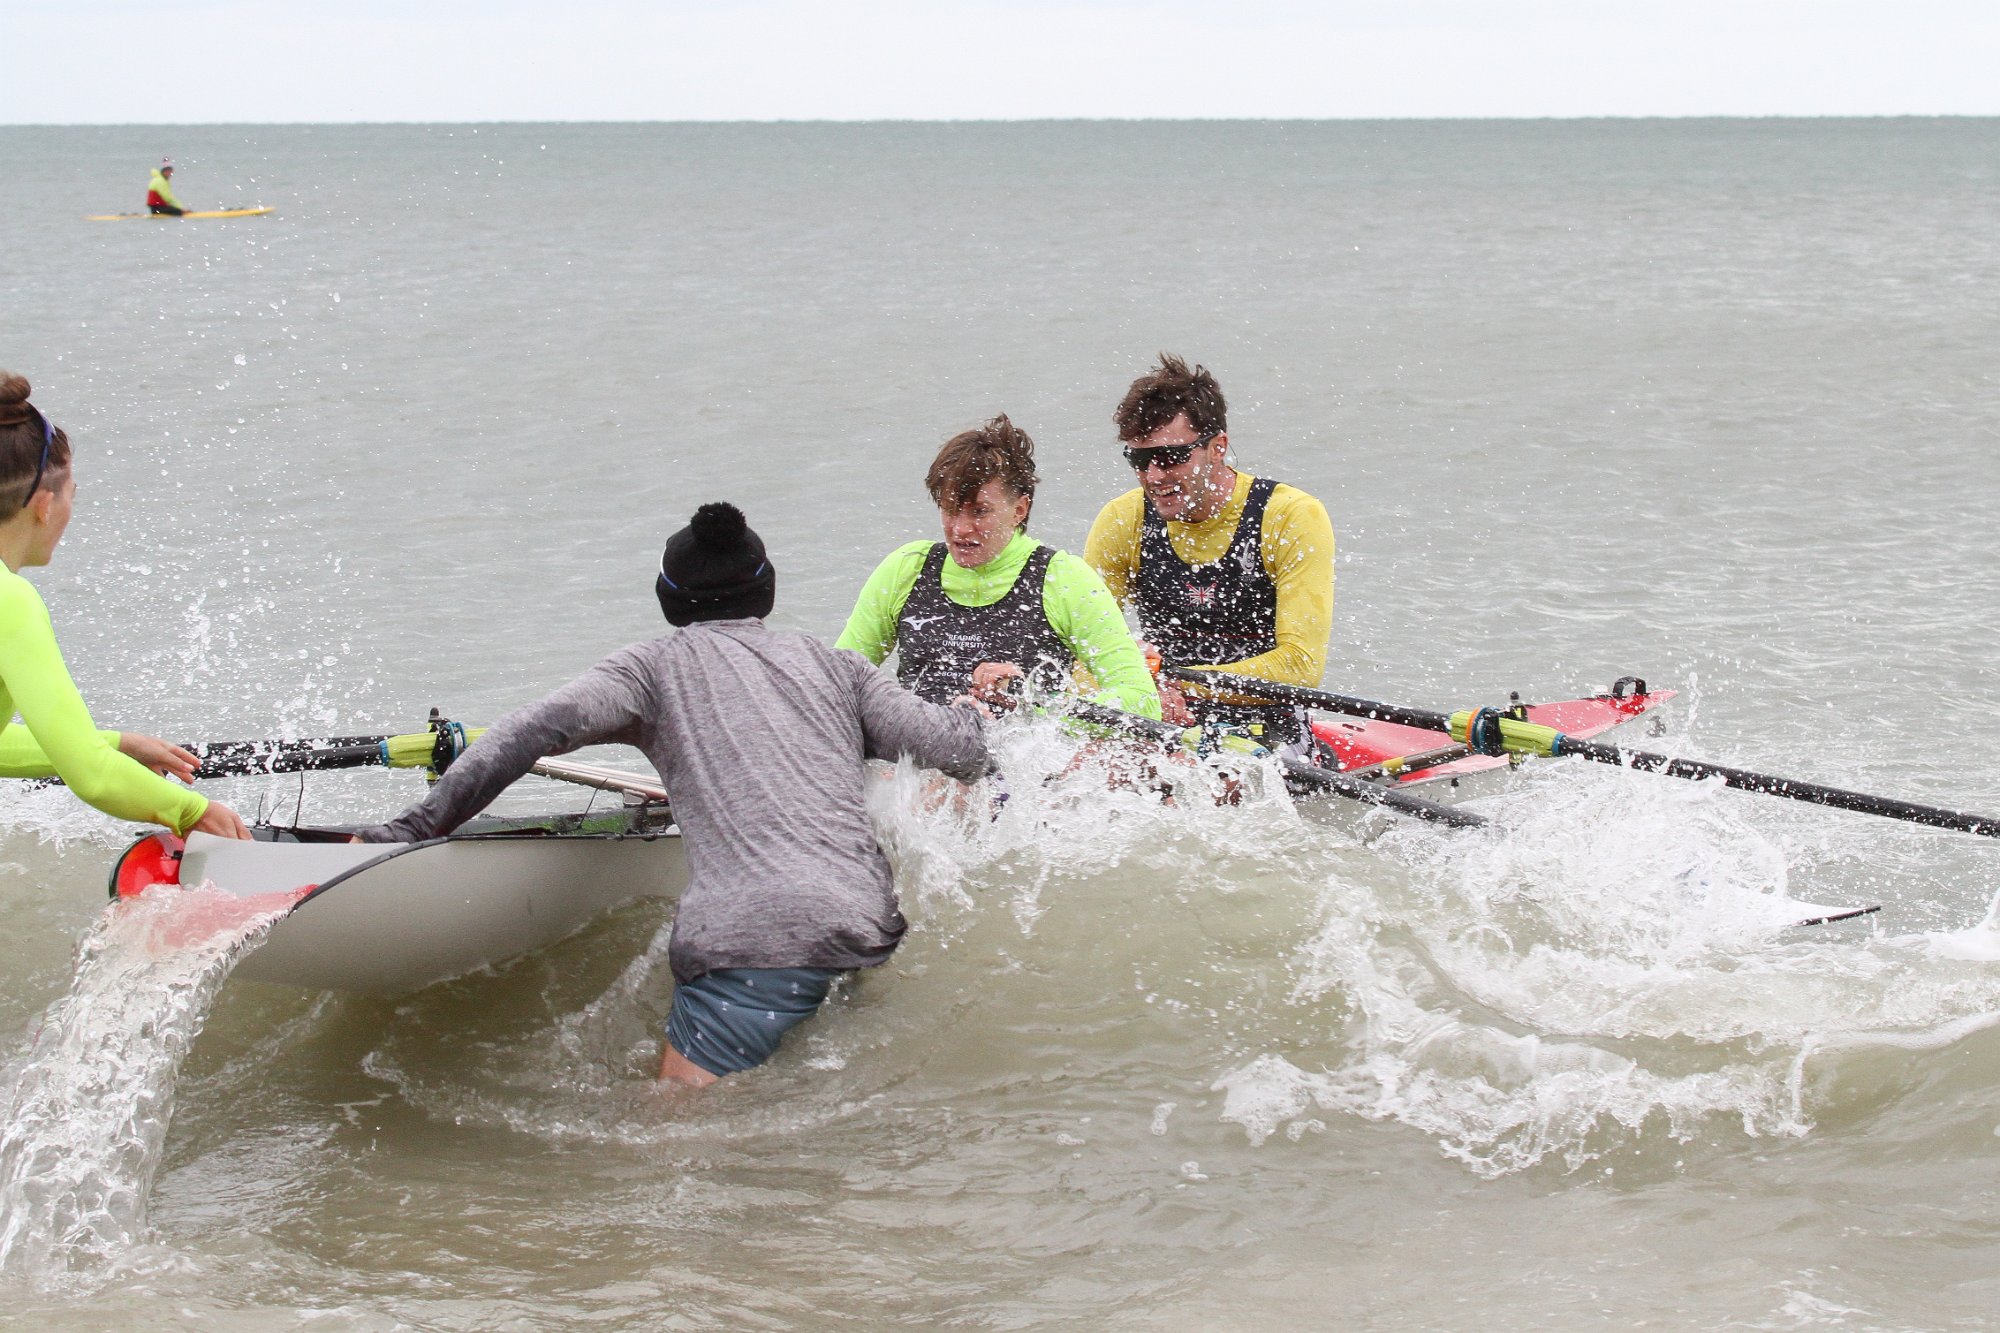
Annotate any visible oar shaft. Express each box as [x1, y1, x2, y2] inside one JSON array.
[[191, 742, 388, 780], [183, 722, 486, 780], [35, 739, 395, 787], [1280, 759, 1490, 828], [1566, 738, 2000, 837], [25, 720, 481, 790], [1161, 667, 1452, 732], [193, 735, 386, 761]]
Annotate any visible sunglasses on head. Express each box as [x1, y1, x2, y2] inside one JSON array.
[[21, 409, 52, 511], [1122, 431, 1218, 472]]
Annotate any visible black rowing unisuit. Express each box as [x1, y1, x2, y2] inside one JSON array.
[[1135, 476, 1303, 745], [895, 542, 1069, 704], [1135, 475, 1279, 663]]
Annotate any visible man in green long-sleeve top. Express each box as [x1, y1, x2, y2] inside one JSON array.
[[837, 415, 1161, 719]]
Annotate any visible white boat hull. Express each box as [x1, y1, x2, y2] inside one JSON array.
[[115, 809, 687, 995]]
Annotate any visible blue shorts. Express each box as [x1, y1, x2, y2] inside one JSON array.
[[664, 966, 844, 1077]]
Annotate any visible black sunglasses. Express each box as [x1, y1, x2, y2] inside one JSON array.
[[21, 409, 53, 511], [1122, 431, 1218, 472]]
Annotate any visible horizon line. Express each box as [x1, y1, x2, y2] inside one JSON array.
[[6, 112, 1998, 130]]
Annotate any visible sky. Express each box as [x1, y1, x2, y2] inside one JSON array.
[[7, 0, 1999, 124]]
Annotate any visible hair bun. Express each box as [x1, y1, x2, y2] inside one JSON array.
[[0, 373, 31, 428], [688, 502, 748, 549]]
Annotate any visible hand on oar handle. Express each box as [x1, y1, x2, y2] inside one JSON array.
[[968, 662, 1023, 705], [119, 732, 201, 783], [1156, 682, 1195, 726]]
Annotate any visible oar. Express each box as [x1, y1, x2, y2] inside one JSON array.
[[196, 733, 389, 758], [188, 738, 416, 779], [187, 718, 485, 780], [1167, 667, 2000, 839], [22, 714, 485, 786], [1010, 695, 1487, 829], [28, 734, 433, 786]]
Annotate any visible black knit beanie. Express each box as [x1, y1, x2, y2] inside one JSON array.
[[656, 502, 776, 626]]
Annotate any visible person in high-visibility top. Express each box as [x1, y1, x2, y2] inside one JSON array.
[[1084, 354, 1335, 756], [0, 373, 249, 839], [838, 414, 1160, 719], [147, 160, 184, 216]]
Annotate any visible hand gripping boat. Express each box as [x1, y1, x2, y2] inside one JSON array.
[[109, 763, 687, 995]]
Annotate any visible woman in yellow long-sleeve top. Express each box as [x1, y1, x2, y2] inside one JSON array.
[[0, 373, 248, 840]]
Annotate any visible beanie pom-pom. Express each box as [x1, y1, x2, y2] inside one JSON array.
[[689, 502, 748, 549]]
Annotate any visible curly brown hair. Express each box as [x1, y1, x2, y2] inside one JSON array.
[[924, 414, 1038, 521], [1112, 353, 1227, 443]]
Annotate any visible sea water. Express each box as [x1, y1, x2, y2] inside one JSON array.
[[0, 118, 1996, 1327]]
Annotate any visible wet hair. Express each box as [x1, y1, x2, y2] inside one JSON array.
[[1113, 353, 1228, 443], [924, 414, 1039, 521], [0, 373, 72, 512]]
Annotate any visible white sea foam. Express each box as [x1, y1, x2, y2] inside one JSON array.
[[1921, 888, 2000, 962], [1216, 760, 2000, 1176]]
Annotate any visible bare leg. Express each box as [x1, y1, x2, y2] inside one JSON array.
[[657, 1041, 720, 1087]]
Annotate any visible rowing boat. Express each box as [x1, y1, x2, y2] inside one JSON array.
[[99, 684, 1685, 994], [110, 794, 686, 995], [85, 207, 276, 221]]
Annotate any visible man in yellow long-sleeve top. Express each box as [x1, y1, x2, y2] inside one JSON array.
[[1083, 353, 1335, 756]]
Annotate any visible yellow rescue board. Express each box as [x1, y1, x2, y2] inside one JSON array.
[[85, 207, 276, 221]]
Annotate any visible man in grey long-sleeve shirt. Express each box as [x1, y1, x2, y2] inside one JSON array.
[[359, 502, 991, 1086]]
